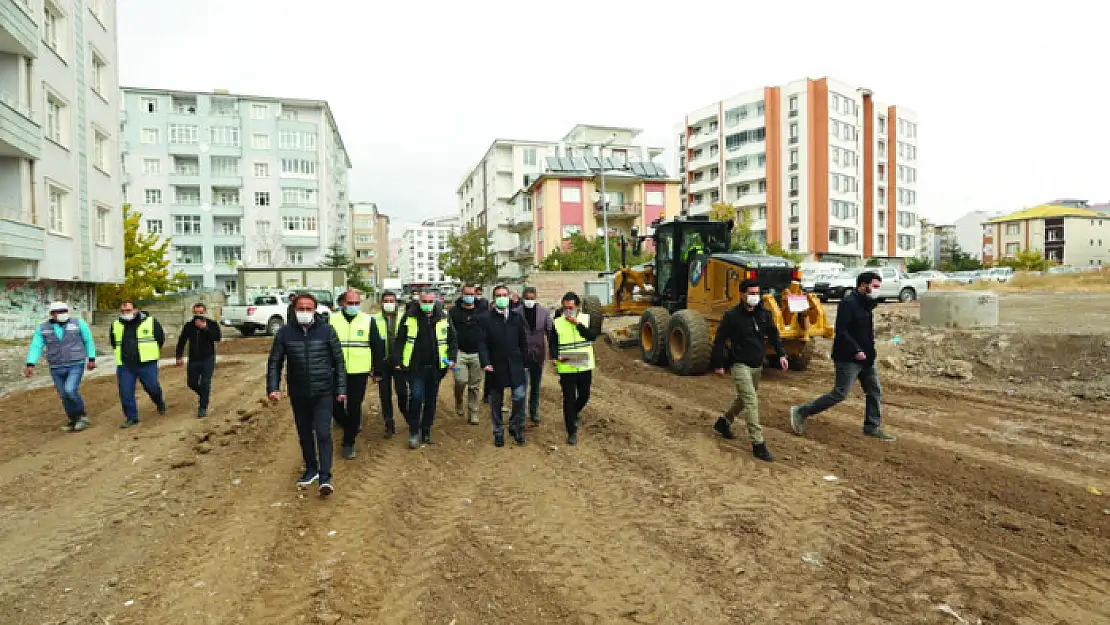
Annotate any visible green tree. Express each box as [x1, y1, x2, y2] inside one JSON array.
[[441, 226, 500, 285], [938, 243, 982, 272], [538, 233, 652, 271], [766, 241, 804, 263], [97, 205, 190, 308], [318, 242, 370, 292], [865, 257, 882, 267], [708, 202, 762, 253], [998, 248, 1051, 272], [906, 256, 932, 272]]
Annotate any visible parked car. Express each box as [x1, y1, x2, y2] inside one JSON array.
[[946, 271, 979, 285], [814, 266, 929, 303], [984, 267, 1015, 282], [222, 290, 334, 336]]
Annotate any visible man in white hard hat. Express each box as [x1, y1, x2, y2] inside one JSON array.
[[24, 301, 98, 431]]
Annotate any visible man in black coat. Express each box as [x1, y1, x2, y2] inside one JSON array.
[[175, 302, 222, 418], [267, 293, 348, 497], [479, 285, 529, 447], [710, 280, 788, 462], [790, 271, 895, 442]]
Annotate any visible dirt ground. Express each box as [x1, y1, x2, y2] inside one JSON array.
[[0, 294, 1107, 625]]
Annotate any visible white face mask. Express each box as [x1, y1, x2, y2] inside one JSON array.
[[865, 288, 881, 300], [295, 311, 315, 325], [522, 299, 537, 309], [120, 312, 136, 321], [382, 302, 397, 313], [54, 313, 70, 323], [745, 295, 761, 307]]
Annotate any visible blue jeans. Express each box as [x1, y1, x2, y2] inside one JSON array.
[[524, 361, 543, 420], [407, 365, 443, 436], [490, 382, 526, 436], [117, 362, 165, 420], [798, 361, 883, 432], [50, 363, 86, 419]]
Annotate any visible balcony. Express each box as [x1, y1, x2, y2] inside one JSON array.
[[167, 142, 200, 156], [511, 244, 535, 262], [169, 170, 201, 185], [506, 212, 532, 233], [210, 175, 243, 188], [282, 232, 320, 248], [733, 192, 767, 208], [687, 151, 717, 171], [168, 203, 204, 216], [0, 91, 40, 159], [210, 203, 244, 217], [0, 0, 38, 57], [725, 165, 766, 185], [0, 216, 44, 261], [594, 201, 642, 220], [689, 176, 718, 195], [687, 131, 717, 148]]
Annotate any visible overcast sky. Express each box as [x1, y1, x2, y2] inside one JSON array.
[[118, 0, 1110, 237]]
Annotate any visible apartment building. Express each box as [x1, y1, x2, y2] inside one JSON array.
[[457, 125, 666, 279], [1, 0, 122, 337], [675, 77, 919, 265], [350, 201, 389, 289], [919, 221, 956, 268], [950, 210, 1000, 260], [982, 204, 1109, 267], [396, 215, 459, 288], [119, 87, 351, 294]]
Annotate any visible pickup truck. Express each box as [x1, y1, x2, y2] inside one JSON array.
[[222, 290, 335, 336], [813, 267, 930, 303]]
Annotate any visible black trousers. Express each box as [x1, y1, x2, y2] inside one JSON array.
[[186, 356, 215, 411], [291, 394, 333, 481], [558, 371, 592, 435], [378, 367, 408, 425], [332, 373, 369, 447]]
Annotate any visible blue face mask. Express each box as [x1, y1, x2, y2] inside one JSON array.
[[344, 305, 361, 315], [462, 295, 475, 305]]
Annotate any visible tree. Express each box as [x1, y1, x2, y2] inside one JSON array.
[[938, 243, 982, 272], [97, 205, 189, 308], [538, 233, 652, 271], [997, 248, 1051, 272], [906, 256, 932, 273], [766, 241, 804, 263], [865, 257, 882, 267], [708, 202, 762, 253], [440, 226, 500, 286], [319, 242, 370, 292]]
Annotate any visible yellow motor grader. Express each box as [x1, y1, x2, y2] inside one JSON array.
[[585, 215, 833, 375]]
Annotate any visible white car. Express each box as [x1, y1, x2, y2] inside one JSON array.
[[984, 267, 1015, 282]]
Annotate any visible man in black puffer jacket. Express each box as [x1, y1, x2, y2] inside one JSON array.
[[267, 293, 347, 497]]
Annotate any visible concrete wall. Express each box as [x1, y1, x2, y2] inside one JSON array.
[[494, 270, 599, 308], [0, 279, 97, 339]]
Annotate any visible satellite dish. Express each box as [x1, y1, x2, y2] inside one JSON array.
[[201, 204, 211, 212], [199, 144, 210, 152]]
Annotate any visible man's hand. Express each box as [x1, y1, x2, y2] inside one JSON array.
[[23, 365, 34, 378], [194, 318, 207, 329], [483, 365, 494, 372], [267, 391, 282, 402], [175, 358, 184, 367], [779, 356, 790, 371], [337, 394, 348, 404], [87, 360, 96, 372], [854, 351, 867, 361], [714, 368, 725, 376]]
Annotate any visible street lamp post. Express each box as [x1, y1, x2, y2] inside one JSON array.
[[593, 134, 617, 304]]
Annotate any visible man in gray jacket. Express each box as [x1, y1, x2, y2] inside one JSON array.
[[519, 286, 552, 424]]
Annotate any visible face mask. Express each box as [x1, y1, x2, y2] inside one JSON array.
[[462, 295, 475, 305], [54, 313, 69, 323], [745, 295, 761, 307], [564, 308, 577, 318], [420, 303, 434, 313], [495, 296, 509, 309], [866, 289, 881, 300], [523, 299, 537, 309], [344, 305, 361, 315], [382, 302, 397, 313], [295, 311, 315, 324], [120, 312, 136, 321]]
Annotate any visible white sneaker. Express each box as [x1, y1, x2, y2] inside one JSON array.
[[296, 472, 319, 488], [789, 406, 805, 436]]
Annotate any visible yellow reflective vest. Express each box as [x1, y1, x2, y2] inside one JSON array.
[[401, 316, 449, 369], [553, 313, 595, 374], [330, 312, 373, 374], [112, 316, 160, 365]]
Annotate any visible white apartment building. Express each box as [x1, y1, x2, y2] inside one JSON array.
[[675, 77, 918, 265], [119, 87, 351, 293], [396, 215, 459, 288], [1, 0, 123, 337]]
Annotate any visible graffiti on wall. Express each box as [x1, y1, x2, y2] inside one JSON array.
[[0, 280, 95, 340]]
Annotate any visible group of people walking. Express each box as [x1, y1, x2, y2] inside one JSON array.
[[24, 271, 895, 499]]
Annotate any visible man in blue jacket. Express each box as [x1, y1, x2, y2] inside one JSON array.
[[24, 301, 98, 432], [789, 271, 895, 441]]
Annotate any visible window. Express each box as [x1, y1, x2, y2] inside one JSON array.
[[215, 219, 241, 235], [174, 215, 201, 235], [47, 185, 65, 233], [211, 99, 237, 117], [877, 116, 886, 133], [172, 98, 197, 115], [210, 126, 241, 147], [279, 131, 300, 150], [251, 104, 268, 119], [253, 162, 270, 177], [282, 188, 318, 207], [213, 189, 240, 206], [523, 148, 537, 166], [788, 123, 798, 143], [214, 246, 242, 263], [43, 2, 62, 53], [168, 124, 198, 144], [281, 108, 298, 121], [256, 220, 271, 235], [45, 95, 64, 144], [141, 128, 159, 144], [560, 187, 581, 203], [256, 250, 272, 265], [645, 191, 664, 206], [210, 156, 239, 175], [93, 131, 109, 172], [252, 133, 271, 149], [146, 219, 163, 234], [174, 246, 203, 264], [287, 250, 305, 264], [140, 97, 157, 113], [142, 158, 161, 174], [254, 192, 271, 207], [304, 133, 317, 150], [223, 279, 238, 296], [144, 189, 162, 204], [175, 187, 201, 205], [95, 205, 110, 245], [90, 53, 106, 96], [282, 216, 318, 232], [280, 158, 317, 178], [1005, 223, 1020, 235], [788, 95, 798, 112]]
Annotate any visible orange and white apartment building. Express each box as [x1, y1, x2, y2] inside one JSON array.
[[675, 77, 919, 265], [981, 204, 1109, 267]]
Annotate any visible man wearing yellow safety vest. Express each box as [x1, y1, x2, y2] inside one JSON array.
[[370, 290, 407, 438], [546, 291, 599, 446], [109, 299, 167, 428], [392, 290, 456, 449], [330, 289, 373, 460]]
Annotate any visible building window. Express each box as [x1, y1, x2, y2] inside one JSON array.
[[305, 133, 317, 150], [561, 224, 581, 238], [93, 131, 110, 173], [251, 133, 271, 149], [256, 220, 271, 235], [210, 126, 241, 147], [253, 162, 269, 177], [90, 53, 106, 96], [256, 250, 272, 265], [280, 158, 318, 178], [789, 95, 798, 112], [142, 158, 161, 174], [282, 216, 318, 233], [140, 97, 157, 113], [43, 2, 62, 54], [210, 156, 239, 175], [144, 189, 162, 204], [560, 187, 581, 203], [175, 187, 201, 205], [47, 185, 65, 233], [174, 246, 203, 264], [45, 94, 64, 145], [223, 279, 238, 295], [281, 108, 298, 121], [146, 219, 163, 234], [281, 188, 318, 207], [214, 246, 242, 263], [174, 215, 202, 235], [213, 189, 240, 206], [141, 128, 159, 144], [645, 191, 664, 206], [523, 148, 537, 166], [215, 218, 241, 235], [1005, 223, 1020, 235], [251, 104, 268, 119], [95, 205, 110, 245], [254, 191, 271, 207], [211, 99, 236, 116], [168, 124, 198, 144], [287, 250, 304, 264]]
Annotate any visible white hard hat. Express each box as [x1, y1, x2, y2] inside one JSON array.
[[49, 301, 68, 312]]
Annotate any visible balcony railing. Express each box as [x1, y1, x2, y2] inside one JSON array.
[[594, 201, 642, 216]]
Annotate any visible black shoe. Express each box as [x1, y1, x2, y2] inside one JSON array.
[[120, 418, 139, 428], [494, 433, 505, 447], [863, 428, 897, 442], [318, 481, 334, 497], [408, 434, 420, 449], [567, 431, 578, 446], [384, 421, 395, 438], [421, 432, 432, 445], [157, 403, 167, 415], [197, 408, 207, 419], [342, 444, 356, 460], [752, 443, 774, 462], [512, 429, 525, 446], [530, 414, 541, 424], [713, 416, 736, 440]]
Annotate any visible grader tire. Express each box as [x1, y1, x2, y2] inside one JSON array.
[[584, 295, 604, 338], [788, 341, 815, 371], [666, 310, 712, 376], [639, 307, 671, 366]]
